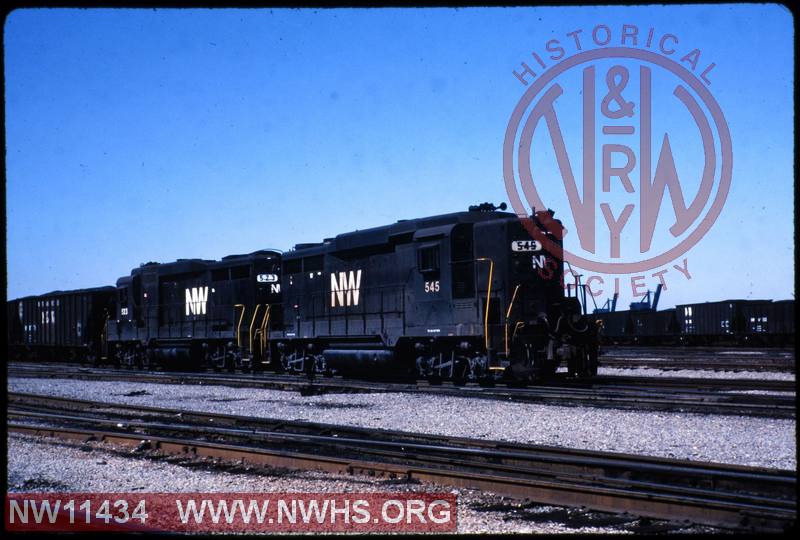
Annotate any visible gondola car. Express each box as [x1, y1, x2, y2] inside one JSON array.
[[629, 309, 680, 344], [7, 286, 116, 363], [676, 299, 770, 345], [740, 299, 795, 346], [596, 299, 794, 346], [595, 311, 632, 344]]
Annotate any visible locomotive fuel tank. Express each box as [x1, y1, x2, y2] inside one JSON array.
[[321, 348, 396, 374]]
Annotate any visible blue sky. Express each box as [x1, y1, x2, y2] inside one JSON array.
[[4, 6, 794, 309]]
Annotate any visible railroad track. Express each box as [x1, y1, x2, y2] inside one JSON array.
[[7, 392, 795, 533], [8, 363, 795, 418], [600, 347, 795, 372]]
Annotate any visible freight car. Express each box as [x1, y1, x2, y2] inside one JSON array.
[[595, 309, 679, 345], [106, 250, 282, 371], [595, 299, 794, 346], [735, 300, 794, 346], [270, 205, 599, 381], [630, 309, 680, 344], [7, 286, 116, 363]]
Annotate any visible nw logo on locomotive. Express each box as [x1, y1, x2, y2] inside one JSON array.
[[185, 286, 209, 316], [330, 270, 362, 307]]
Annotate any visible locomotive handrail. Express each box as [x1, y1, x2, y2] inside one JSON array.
[[233, 304, 246, 348], [504, 284, 521, 356], [248, 304, 263, 354], [476, 257, 494, 351], [259, 305, 271, 354]]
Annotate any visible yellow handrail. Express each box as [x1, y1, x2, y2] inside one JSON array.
[[233, 304, 246, 348], [504, 284, 521, 356], [476, 257, 494, 351], [260, 305, 271, 351], [248, 304, 262, 353]]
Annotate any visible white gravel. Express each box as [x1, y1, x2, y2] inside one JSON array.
[[598, 367, 795, 381], [9, 377, 795, 470], [7, 433, 629, 534]]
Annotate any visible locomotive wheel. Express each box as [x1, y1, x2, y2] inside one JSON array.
[[121, 347, 136, 370], [539, 362, 557, 379], [574, 348, 598, 378], [587, 351, 599, 377], [241, 358, 253, 373], [451, 358, 469, 386]]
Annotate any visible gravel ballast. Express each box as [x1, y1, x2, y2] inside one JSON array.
[[9, 377, 795, 470], [8, 433, 636, 534], [597, 367, 795, 381]]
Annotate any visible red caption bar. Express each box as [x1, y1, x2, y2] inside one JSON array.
[[5, 492, 458, 533]]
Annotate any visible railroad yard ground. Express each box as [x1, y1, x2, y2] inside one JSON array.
[[6, 349, 796, 534], [8, 433, 653, 534], [7, 377, 795, 469]]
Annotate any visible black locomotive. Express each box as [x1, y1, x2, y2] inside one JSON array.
[[272, 205, 598, 381], [106, 250, 282, 371], [6, 204, 599, 381]]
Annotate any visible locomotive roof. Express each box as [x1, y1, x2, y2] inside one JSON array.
[[127, 249, 281, 276], [287, 209, 521, 258]]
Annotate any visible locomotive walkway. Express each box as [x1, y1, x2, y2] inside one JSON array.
[[7, 392, 796, 533], [9, 363, 795, 419]]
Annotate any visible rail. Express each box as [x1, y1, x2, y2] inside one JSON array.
[[7, 392, 795, 532]]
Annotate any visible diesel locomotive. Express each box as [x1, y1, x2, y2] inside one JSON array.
[[7, 204, 601, 381], [272, 205, 599, 381], [106, 250, 282, 371]]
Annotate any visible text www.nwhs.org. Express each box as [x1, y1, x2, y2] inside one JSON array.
[[6, 492, 458, 532]]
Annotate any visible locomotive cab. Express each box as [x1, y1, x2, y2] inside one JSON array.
[[464, 209, 599, 380], [501, 212, 599, 379]]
